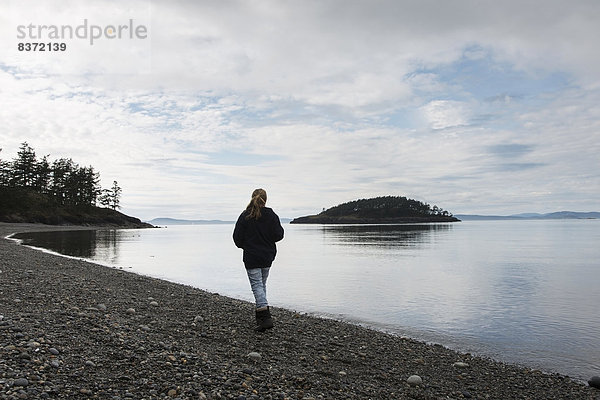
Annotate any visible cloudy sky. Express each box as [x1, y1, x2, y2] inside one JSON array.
[[1, 0, 599, 220]]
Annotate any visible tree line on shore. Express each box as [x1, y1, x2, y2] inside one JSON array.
[[0, 142, 121, 210]]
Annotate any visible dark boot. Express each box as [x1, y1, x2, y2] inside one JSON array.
[[255, 307, 274, 332]]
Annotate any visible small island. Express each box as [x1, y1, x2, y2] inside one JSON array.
[[291, 195, 460, 224]]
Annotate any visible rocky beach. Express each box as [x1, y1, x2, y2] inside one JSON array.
[[1, 223, 598, 399]]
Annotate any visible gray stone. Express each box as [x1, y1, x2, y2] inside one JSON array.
[[453, 362, 470, 369], [98, 304, 107, 311], [49, 347, 59, 355], [126, 308, 136, 314], [589, 376, 600, 389], [85, 360, 96, 367], [407, 375, 422, 386], [14, 378, 29, 387], [149, 301, 159, 307], [247, 352, 262, 362]]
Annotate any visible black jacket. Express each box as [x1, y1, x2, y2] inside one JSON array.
[[233, 207, 284, 269]]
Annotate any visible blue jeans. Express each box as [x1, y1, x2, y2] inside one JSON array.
[[246, 267, 270, 309]]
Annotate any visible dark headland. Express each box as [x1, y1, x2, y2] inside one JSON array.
[[0, 188, 152, 228], [2, 222, 598, 399], [291, 196, 460, 224], [0, 142, 152, 229]]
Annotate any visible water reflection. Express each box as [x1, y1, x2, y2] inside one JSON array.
[[13, 230, 121, 263], [320, 223, 453, 248]]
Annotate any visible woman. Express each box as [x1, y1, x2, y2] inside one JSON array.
[[233, 188, 284, 331]]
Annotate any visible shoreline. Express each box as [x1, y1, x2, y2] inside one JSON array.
[[1, 223, 598, 399]]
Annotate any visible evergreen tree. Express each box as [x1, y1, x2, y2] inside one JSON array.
[[80, 166, 101, 206], [98, 181, 122, 210], [109, 180, 122, 210], [51, 158, 76, 205], [98, 189, 111, 208], [0, 148, 10, 187], [11, 142, 37, 188], [34, 155, 51, 193]]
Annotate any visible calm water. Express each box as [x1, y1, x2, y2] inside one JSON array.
[[11, 220, 600, 380]]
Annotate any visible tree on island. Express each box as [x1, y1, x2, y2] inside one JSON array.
[[0, 142, 116, 207], [98, 181, 122, 210], [322, 196, 453, 218], [291, 195, 459, 224], [0, 142, 141, 225]]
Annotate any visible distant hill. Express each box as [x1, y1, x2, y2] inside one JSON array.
[[291, 196, 459, 224], [456, 211, 599, 221], [148, 218, 234, 226]]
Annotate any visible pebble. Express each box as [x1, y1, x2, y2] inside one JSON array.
[[453, 362, 470, 369], [194, 316, 204, 323], [85, 360, 96, 367], [97, 304, 107, 311], [13, 378, 29, 387], [407, 375, 422, 386], [247, 352, 262, 362], [150, 301, 159, 307], [126, 308, 136, 315], [589, 376, 600, 389], [48, 347, 60, 355]]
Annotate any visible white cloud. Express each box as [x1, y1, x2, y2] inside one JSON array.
[[421, 100, 471, 130]]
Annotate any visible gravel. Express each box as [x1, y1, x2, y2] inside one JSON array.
[[1, 222, 598, 399]]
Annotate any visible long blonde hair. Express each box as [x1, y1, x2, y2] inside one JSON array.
[[245, 188, 267, 220]]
